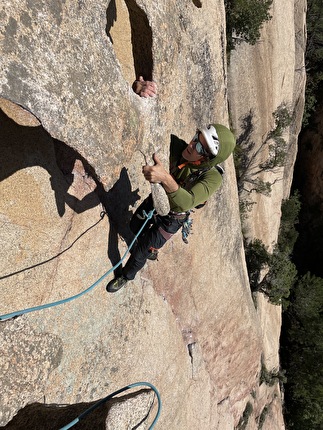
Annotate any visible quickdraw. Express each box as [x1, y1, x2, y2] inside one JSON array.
[[181, 216, 193, 244]]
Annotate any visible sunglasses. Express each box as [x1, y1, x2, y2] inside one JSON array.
[[192, 132, 209, 157]]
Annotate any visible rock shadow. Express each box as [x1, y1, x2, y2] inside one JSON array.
[[235, 110, 256, 172], [236, 109, 255, 147], [0, 107, 98, 218], [2, 389, 151, 430], [0, 105, 140, 278], [106, 0, 154, 81]]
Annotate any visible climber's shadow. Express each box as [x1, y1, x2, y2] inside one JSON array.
[[53, 137, 141, 274], [1, 389, 151, 430], [98, 167, 140, 276], [0, 106, 139, 279]]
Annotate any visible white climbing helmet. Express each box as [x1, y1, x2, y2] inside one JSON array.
[[200, 124, 220, 156]]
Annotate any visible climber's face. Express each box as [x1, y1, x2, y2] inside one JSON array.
[[182, 131, 210, 162]]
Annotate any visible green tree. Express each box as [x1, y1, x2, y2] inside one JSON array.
[[245, 240, 297, 306], [277, 191, 301, 254], [284, 273, 323, 429], [288, 273, 323, 346], [235, 104, 292, 198], [225, 0, 273, 49], [257, 249, 297, 306], [244, 238, 270, 290], [302, 0, 323, 126], [244, 192, 300, 306]]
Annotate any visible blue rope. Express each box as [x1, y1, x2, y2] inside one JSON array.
[[0, 210, 155, 321], [60, 381, 161, 430]]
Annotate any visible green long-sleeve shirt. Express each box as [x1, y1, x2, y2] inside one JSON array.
[[167, 126, 236, 212]]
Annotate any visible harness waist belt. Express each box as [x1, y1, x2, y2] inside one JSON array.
[[169, 210, 189, 220]]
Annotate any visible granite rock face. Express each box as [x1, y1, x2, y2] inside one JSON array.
[[0, 0, 305, 428]]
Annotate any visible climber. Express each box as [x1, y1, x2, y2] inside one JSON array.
[[132, 76, 157, 98], [106, 123, 236, 293]]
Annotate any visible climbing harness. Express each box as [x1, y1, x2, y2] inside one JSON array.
[[60, 381, 161, 430], [0, 209, 155, 321], [177, 164, 224, 242]]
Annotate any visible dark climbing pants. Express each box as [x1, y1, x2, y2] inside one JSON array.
[[122, 194, 188, 280]]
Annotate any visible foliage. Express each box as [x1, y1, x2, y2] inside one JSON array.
[[277, 190, 301, 254], [235, 402, 253, 430], [260, 357, 287, 387], [258, 405, 269, 430], [239, 199, 256, 221], [244, 238, 270, 291], [235, 104, 292, 200], [244, 192, 301, 306], [258, 250, 297, 306], [225, 0, 273, 50], [283, 273, 323, 429], [302, 0, 323, 126], [245, 240, 297, 306]]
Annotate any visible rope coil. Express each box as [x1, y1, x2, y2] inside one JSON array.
[[60, 381, 161, 430]]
